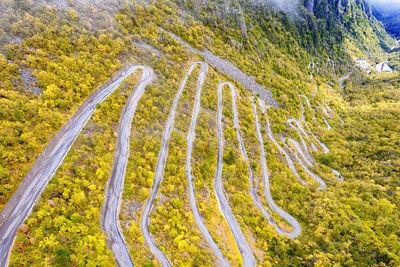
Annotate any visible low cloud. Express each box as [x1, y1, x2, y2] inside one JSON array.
[[369, 0, 400, 6], [264, 0, 300, 13], [256, 0, 300, 13]]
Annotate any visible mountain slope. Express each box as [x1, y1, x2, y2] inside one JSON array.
[[0, 0, 399, 266]]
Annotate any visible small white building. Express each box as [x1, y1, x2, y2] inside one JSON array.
[[355, 59, 372, 73], [375, 62, 393, 73]]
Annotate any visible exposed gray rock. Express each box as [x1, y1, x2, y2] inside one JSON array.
[[164, 29, 278, 107], [6, 36, 23, 45], [19, 68, 42, 95]]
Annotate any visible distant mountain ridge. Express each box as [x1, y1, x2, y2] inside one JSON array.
[[370, 0, 400, 39]]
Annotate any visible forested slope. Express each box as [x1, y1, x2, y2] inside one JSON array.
[[0, 0, 399, 266]]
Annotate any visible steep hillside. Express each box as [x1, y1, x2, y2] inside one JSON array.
[[371, 0, 400, 39], [0, 0, 399, 266]]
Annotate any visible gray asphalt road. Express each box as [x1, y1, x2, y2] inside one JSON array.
[[252, 98, 302, 239], [164, 29, 279, 108], [324, 102, 333, 113], [0, 63, 151, 266], [300, 103, 330, 153], [299, 94, 317, 123], [285, 137, 314, 167], [287, 118, 318, 160], [100, 66, 154, 267], [215, 82, 256, 266], [316, 106, 332, 130], [331, 169, 345, 181], [282, 138, 326, 191], [258, 100, 309, 188], [140, 62, 207, 267], [339, 71, 353, 90], [298, 95, 319, 151], [297, 96, 345, 184], [220, 85, 299, 240], [229, 86, 283, 235], [185, 64, 230, 267], [326, 58, 336, 73]]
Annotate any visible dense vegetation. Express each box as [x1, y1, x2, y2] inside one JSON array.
[[0, 0, 399, 265]]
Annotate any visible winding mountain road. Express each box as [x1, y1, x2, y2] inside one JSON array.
[[185, 64, 231, 266], [298, 96, 345, 183], [299, 94, 317, 123], [326, 58, 336, 73], [285, 137, 313, 167], [287, 118, 318, 159], [215, 82, 256, 266], [298, 95, 319, 152], [324, 102, 333, 113], [0, 35, 351, 265], [282, 138, 326, 190], [332, 169, 345, 181], [140, 62, 210, 267], [100, 66, 154, 266], [0, 64, 153, 266], [300, 103, 330, 153], [219, 83, 301, 239], [339, 71, 353, 90], [316, 106, 332, 130], [258, 100, 309, 187], [252, 98, 302, 239]]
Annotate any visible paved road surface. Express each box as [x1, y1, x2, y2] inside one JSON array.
[[326, 58, 336, 73], [324, 102, 333, 113], [287, 118, 318, 160], [332, 169, 345, 181], [298, 95, 319, 152], [100, 66, 154, 266], [140, 62, 209, 267], [0, 63, 151, 266], [300, 103, 330, 153], [258, 100, 309, 187], [228, 85, 294, 238], [215, 82, 256, 266], [297, 96, 345, 184], [285, 138, 314, 167], [282, 138, 326, 191], [252, 98, 302, 239], [299, 94, 317, 123], [316, 106, 332, 130], [164, 29, 278, 108], [339, 71, 353, 90], [184, 64, 231, 266]]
